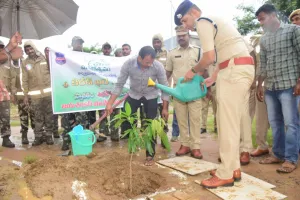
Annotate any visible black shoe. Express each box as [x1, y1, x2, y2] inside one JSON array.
[[99, 128, 110, 136], [61, 137, 70, 151], [32, 138, 43, 146], [53, 133, 60, 138], [110, 131, 119, 141], [97, 135, 107, 142], [201, 128, 207, 134], [46, 136, 54, 145], [21, 132, 29, 145], [2, 136, 15, 148]]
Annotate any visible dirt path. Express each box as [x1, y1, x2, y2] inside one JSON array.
[[0, 127, 299, 199]]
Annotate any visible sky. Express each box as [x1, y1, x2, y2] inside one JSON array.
[[0, 0, 265, 55]]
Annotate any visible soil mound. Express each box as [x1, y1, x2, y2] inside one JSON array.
[[24, 152, 166, 200]]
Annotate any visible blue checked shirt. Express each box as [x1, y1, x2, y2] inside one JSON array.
[[259, 23, 300, 91], [112, 56, 169, 101]]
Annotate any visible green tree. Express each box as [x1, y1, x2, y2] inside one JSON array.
[[82, 43, 102, 54], [233, 5, 261, 35], [265, 0, 300, 22], [234, 0, 300, 35]]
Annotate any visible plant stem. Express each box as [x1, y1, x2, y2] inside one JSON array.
[[130, 152, 133, 193]]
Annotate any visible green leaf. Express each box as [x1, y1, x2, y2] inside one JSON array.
[[125, 102, 132, 115]]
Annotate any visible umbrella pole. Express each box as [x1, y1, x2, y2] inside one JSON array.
[[17, 0, 20, 32], [16, 0, 21, 67]]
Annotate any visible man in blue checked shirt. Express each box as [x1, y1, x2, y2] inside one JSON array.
[[256, 4, 300, 173]]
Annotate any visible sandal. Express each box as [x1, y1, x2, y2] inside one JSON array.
[[144, 157, 155, 166], [276, 161, 297, 173], [259, 156, 284, 164]]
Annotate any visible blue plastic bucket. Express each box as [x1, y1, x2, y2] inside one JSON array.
[[68, 129, 96, 156]]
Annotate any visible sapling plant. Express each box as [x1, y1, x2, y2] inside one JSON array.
[[111, 102, 170, 193]]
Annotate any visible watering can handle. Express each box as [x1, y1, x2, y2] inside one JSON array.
[[73, 133, 97, 147]]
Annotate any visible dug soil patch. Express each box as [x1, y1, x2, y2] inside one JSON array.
[[23, 152, 167, 200], [0, 161, 21, 200]]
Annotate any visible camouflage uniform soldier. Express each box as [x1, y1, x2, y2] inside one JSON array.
[[61, 37, 107, 151], [22, 41, 54, 146], [12, 61, 35, 144], [44, 47, 60, 139], [0, 41, 16, 148], [98, 42, 120, 141]]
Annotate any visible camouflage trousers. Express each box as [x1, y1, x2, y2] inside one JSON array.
[[17, 98, 35, 134], [98, 109, 120, 135], [31, 96, 54, 138], [53, 114, 59, 135], [61, 111, 88, 139], [0, 101, 11, 137]]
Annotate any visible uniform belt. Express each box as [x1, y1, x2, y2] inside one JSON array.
[[219, 57, 254, 70], [16, 88, 52, 96]]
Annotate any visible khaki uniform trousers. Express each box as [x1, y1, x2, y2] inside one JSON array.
[[239, 88, 254, 153], [173, 98, 202, 149], [201, 85, 217, 129], [253, 86, 270, 150], [215, 61, 254, 179]]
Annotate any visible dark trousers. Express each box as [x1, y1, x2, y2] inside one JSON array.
[[121, 96, 158, 157]]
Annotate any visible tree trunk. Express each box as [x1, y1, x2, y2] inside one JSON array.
[[130, 152, 133, 193]]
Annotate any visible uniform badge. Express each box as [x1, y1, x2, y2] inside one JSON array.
[[55, 52, 66, 65], [177, 14, 182, 19], [25, 64, 32, 70]]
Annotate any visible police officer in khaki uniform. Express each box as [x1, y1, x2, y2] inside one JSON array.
[[166, 25, 203, 159], [249, 34, 270, 157], [200, 65, 217, 134], [289, 10, 300, 153], [175, 1, 254, 188], [290, 9, 300, 26], [22, 41, 54, 146]]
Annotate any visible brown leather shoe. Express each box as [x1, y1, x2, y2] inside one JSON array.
[[240, 152, 250, 165], [191, 149, 203, 159], [201, 176, 234, 189], [210, 169, 241, 182], [176, 145, 191, 156], [250, 148, 269, 157]]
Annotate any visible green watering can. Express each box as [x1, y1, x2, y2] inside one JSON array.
[[148, 75, 207, 102]]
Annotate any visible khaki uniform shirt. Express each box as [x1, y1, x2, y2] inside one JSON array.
[[166, 44, 201, 84], [196, 16, 250, 64], [0, 60, 17, 94], [155, 48, 168, 68], [22, 55, 51, 98]]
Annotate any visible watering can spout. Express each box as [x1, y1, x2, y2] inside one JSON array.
[[148, 78, 156, 87], [148, 78, 181, 99]]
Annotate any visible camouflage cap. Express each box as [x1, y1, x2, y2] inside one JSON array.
[[289, 9, 300, 21], [102, 42, 111, 49], [72, 36, 84, 44], [175, 25, 189, 35], [0, 40, 4, 46]]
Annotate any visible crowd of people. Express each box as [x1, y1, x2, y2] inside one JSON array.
[[0, 0, 299, 189]]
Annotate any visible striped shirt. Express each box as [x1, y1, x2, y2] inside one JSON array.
[[0, 80, 10, 101], [112, 56, 169, 101], [259, 23, 300, 90]]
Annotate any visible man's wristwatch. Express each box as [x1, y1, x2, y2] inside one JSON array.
[[191, 67, 197, 73]]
